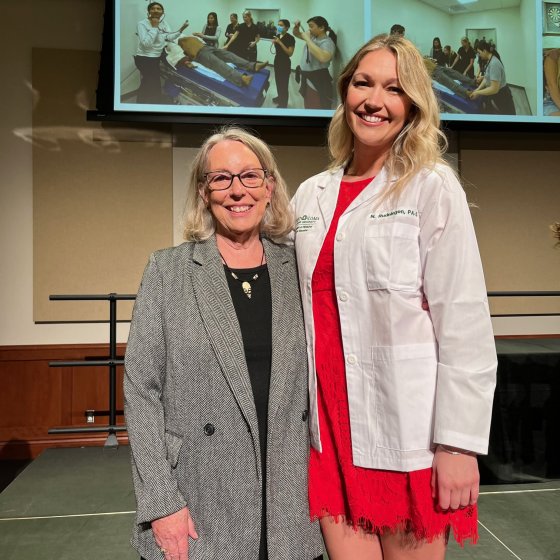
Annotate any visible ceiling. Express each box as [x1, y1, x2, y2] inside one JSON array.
[[417, 0, 521, 14]]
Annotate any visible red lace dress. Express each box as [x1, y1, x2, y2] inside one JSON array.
[[307, 178, 478, 544]]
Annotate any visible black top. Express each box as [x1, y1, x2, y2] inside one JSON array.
[[224, 22, 238, 42], [224, 263, 271, 560], [230, 22, 259, 59], [456, 45, 476, 77], [274, 33, 295, 66]]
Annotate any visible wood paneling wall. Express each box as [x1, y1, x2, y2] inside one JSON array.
[[0, 345, 128, 459]]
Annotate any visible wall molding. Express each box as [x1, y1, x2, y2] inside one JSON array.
[[0, 344, 128, 459]]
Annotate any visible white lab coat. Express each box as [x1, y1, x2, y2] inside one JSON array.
[[292, 164, 497, 472]]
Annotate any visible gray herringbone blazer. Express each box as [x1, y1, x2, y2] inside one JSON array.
[[124, 236, 323, 560]]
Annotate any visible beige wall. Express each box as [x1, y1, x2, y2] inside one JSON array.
[[1, 0, 559, 346]]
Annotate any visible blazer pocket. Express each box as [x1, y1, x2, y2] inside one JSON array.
[[365, 222, 420, 292], [372, 343, 437, 451], [164, 431, 184, 469]]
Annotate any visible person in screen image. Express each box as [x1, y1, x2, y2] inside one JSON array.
[[450, 37, 475, 79], [224, 10, 260, 63], [293, 16, 337, 109], [292, 33, 496, 560], [443, 45, 457, 67], [272, 19, 295, 108], [424, 57, 475, 99], [134, 2, 189, 103], [429, 37, 446, 66], [193, 12, 221, 48], [543, 49, 560, 116], [224, 13, 239, 45], [125, 127, 324, 560], [165, 38, 268, 88], [469, 40, 515, 114]]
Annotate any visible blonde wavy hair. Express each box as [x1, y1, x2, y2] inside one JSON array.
[[183, 127, 293, 241], [328, 33, 447, 201]]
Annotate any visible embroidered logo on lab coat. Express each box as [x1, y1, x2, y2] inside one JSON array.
[[295, 215, 320, 232]]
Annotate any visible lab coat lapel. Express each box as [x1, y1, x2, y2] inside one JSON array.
[[316, 168, 343, 230], [342, 168, 389, 216]]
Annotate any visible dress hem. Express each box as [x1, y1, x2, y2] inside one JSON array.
[[310, 508, 478, 547]]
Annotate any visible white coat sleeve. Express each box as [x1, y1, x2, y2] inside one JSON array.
[[137, 21, 159, 49], [420, 171, 497, 454]]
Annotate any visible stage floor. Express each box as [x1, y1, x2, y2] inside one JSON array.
[[0, 446, 558, 559]]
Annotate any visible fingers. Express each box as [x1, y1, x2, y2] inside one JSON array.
[[152, 508, 197, 560], [433, 448, 479, 512], [187, 509, 199, 540], [470, 480, 480, 506]]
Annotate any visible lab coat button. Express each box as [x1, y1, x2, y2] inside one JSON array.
[[339, 291, 348, 302], [347, 354, 357, 365], [336, 232, 345, 241], [203, 423, 215, 436]]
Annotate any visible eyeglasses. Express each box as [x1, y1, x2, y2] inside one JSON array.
[[204, 168, 268, 191]]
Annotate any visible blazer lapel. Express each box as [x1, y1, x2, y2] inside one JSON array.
[[191, 237, 260, 450], [263, 239, 291, 427]]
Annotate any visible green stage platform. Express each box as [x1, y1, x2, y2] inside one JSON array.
[[0, 447, 559, 559]]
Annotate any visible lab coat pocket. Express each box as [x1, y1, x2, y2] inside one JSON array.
[[365, 222, 420, 291], [164, 430, 184, 469], [372, 343, 437, 451]]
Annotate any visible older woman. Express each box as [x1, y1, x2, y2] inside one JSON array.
[[124, 128, 323, 560], [292, 34, 497, 559]]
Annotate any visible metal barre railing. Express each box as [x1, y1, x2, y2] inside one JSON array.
[[487, 291, 560, 318], [48, 293, 136, 447]]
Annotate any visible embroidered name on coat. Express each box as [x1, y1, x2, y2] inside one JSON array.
[[369, 208, 418, 219]]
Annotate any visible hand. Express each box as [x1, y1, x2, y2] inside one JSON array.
[[469, 91, 479, 99], [151, 507, 198, 560], [293, 20, 302, 39], [249, 41, 256, 48], [431, 446, 479, 511], [192, 32, 202, 37]]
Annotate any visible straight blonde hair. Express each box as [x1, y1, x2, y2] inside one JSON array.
[[183, 127, 293, 241]]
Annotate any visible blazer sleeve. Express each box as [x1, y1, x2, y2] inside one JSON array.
[[124, 253, 187, 525], [420, 170, 497, 454]]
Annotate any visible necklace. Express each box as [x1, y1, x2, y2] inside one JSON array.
[[219, 242, 265, 299]]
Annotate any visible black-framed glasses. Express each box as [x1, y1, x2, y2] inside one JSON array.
[[204, 168, 268, 191]]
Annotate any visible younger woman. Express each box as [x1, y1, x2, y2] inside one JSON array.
[[293, 16, 337, 109], [272, 19, 295, 108], [292, 34, 496, 559], [134, 2, 188, 103], [193, 12, 221, 48]]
